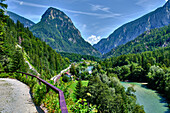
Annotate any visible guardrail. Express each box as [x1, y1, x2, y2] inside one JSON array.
[[0, 71, 68, 113]]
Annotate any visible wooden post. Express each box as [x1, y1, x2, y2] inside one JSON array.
[[38, 80, 41, 85], [46, 86, 49, 93], [19, 36, 22, 45]]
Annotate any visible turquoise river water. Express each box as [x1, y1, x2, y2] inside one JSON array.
[[121, 82, 170, 113], [87, 66, 169, 113]]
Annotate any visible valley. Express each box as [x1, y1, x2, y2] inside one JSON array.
[[0, 0, 170, 113]]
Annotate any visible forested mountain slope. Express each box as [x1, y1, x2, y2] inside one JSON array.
[[94, 1, 170, 54], [103, 24, 170, 58], [6, 11, 35, 27], [59, 52, 100, 62], [1, 17, 70, 79], [30, 7, 101, 57]]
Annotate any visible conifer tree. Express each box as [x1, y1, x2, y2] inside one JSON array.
[[70, 64, 77, 75], [11, 48, 25, 72], [74, 78, 82, 100], [0, 0, 8, 24], [0, 0, 9, 71]]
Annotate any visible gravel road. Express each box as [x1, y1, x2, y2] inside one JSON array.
[[0, 78, 44, 113], [51, 64, 72, 83]]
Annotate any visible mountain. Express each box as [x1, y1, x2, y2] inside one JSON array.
[[1, 17, 70, 79], [103, 24, 170, 58], [6, 11, 35, 27], [30, 7, 101, 57], [94, 1, 170, 54]]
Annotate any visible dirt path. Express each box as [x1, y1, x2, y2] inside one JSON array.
[[0, 78, 43, 113], [16, 44, 40, 76], [51, 64, 72, 83]]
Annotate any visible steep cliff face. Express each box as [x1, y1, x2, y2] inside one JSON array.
[[103, 24, 170, 58], [30, 7, 101, 57], [6, 11, 35, 27], [94, 1, 170, 54]]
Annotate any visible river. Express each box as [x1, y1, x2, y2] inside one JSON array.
[[87, 66, 170, 113], [121, 82, 170, 113], [86, 66, 93, 74]]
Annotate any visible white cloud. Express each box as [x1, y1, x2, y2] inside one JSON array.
[[82, 24, 87, 31], [136, 0, 148, 5], [12, 0, 121, 18], [19, 1, 23, 5], [89, 4, 121, 18], [165, 0, 168, 2], [135, 0, 156, 10], [74, 23, 87, 32], [61, 8, 121, 18], [14, 0, 48, 8], [90, 4, 111, 13], [86, 35, 102, 45]]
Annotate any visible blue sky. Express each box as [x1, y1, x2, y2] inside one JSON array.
[[5, 0, 167, 45]]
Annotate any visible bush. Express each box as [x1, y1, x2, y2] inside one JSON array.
[[71, 98, 97, 113], [0, 73, 9, 78], [32, 83, 47, 105], [62, 74, 71, 82]]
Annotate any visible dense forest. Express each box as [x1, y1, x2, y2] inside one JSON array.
[[103, 24, 170, 58], [1, 11, 70, 79], [59, 52, 100, 62], [99, 47, 170, 107], [76, 73, 145, 113]]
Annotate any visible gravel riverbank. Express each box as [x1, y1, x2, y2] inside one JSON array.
[[0, 78, 44, 113]]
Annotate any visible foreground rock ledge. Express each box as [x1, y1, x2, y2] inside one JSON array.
[[0, 78, 42, 113]]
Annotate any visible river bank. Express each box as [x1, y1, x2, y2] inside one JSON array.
[[121, 82, 170, 113]]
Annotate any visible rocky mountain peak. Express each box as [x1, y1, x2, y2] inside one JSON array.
[[41, 7, 72, 23], [30, 7, 101, 56]]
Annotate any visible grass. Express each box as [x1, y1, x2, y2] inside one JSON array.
[[69, 80, 88, 90], [68, 80, 89, 100]]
